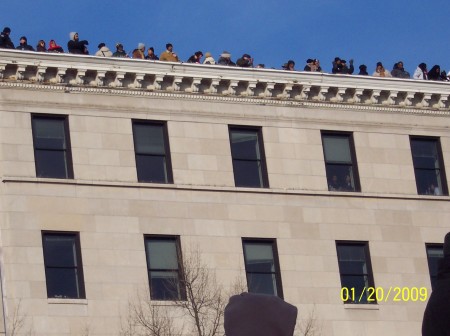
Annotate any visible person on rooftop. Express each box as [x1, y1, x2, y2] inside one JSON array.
[[95, 43, 112, 57], [112, 43, 127, 58], [428, 65, 442, 81], [218, 51, 236, 66], [372, 62, 392, 77], [16, 36, 34, 51], [283, 60, 295, 71], [146, 47, 159, 60], [132, 43, 146, 59], [358, 64, 369, 75], [203, 52, 215, 65], [391, 61, 410, 79], [0, 27, 14, 49], [159, 43, 179, 62], [68, 32, 89, 54], [332, 57, 354, 74], [236, 54, 253, 67], [36, 40, 47, 52], [413, 63, 428, 80], [187, 51, 203, 64], [304, 59, 322, 72], [48, 40, 64, 53]]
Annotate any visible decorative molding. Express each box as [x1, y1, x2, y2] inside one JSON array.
[[1, 50, 450, 116]]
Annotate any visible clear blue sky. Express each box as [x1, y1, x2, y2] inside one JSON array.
[[7, 0, 450, 73]]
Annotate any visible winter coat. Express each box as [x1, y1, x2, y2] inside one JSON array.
[[217, 57, 236, 66], [203, 56, 216, 65], [413, 67, 427, 80], [0, 33, 14, 49], [332, 61, 354, 74], [391, 68, 410, 79], [145, 54, 159, 60], [48, 40, 64, 53], [372, 69, 392, 77], [68, 39, 89, 54], [16, 43, 35, 51], [236, 57, 252, 67], [159, 50, 179, 62], [113, 50, 127, 58], [187, 55, 200, 63], [132, 49, 145, 59], [95, 46, 113, 57]]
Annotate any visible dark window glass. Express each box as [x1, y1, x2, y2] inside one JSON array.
[[242, 239, 283, 298], [133, 121, 173, 183], [42, 232, 85, 299], [426, 244, 444, 290], [32, 115, 73, 179], [144, 236, 185, 300], [336, 242, 375, 304], [322, 132, 360, 192], [410, 137, 448, 195], [229, 127, 268, 188]]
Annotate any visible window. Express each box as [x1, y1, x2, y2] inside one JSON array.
[[144, 236, 185, 300], [229, 126, 269, 188], [31, 115, 74, 179], [242, 239, 283, 298], [132, 121, 173, 183], [336, 241, 375, 304], [426, 244, 444, 290], [321, 132, 360, 192], [410, 137, 448, 196], [42, 232, 85, 299]]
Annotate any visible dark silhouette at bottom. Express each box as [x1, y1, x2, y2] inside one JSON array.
[[224, 292, 298, 336], [422, 232, 450, 336]]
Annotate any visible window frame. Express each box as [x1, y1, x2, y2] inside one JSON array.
[[41, 231, 85, 299], [409, 136, 448, 196], [31, 114, 74, 179], [321, 131, 361, 192], [335, 240, 375, 304], [242, 238, 284, 299], [144, 235, 186, 301], [228, 125, 269, 188], [425, 243, 444, 290], [132, 120, 173, 184]]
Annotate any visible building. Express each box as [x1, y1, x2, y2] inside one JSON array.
[[0, 49, 449, 335]]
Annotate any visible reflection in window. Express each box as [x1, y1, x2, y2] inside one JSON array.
[[410, 137, 448, 196], [144, 236, 185, 300], [426, 244, 444, 290], [336, 242, 375, 304], [132, 121, 173, 183], [32, 115, 73, 179], [42, 232, 85, 299], [322, 132, 360, 192], [229, 127, 268, 188], [242, 239, 283, 298]]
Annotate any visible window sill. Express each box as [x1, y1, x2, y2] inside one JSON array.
[[343, 303, 379, 310], [48, 298, 88, 305]]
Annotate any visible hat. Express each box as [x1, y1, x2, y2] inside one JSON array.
[[359, 64, 367, 70], [376, 62, 383, 67], [3, 27, 11, 34], [115, 42, 123, 48], [195, 51, 203, 57], [20, 36, 27, 41], [221, 51, 231, 58], [243, 54, 251, 58], [205, 52, 212, 58], [97, 42, 105, 49], [138, 43, 145, 50], [69, 32, 77, 40]]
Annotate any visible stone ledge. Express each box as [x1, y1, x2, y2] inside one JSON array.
[[1, 49, 450, 111]]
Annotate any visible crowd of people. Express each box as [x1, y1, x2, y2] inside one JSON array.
[[1, 26, 449, 81]]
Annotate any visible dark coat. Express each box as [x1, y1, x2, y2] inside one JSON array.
[[224, 293, 298, 336], [68, 39, 89, 54], [0, 33, 14, 49], [422, 232, 450, 336], [236, 57, 252, 67], [16, 43, 35, 51]]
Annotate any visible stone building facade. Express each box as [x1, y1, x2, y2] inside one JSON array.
[[0, 49, 449, 335]]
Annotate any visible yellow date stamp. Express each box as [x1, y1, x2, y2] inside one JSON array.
[[340, 287, 428, 303]]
